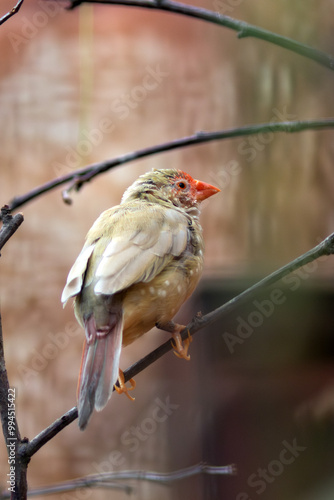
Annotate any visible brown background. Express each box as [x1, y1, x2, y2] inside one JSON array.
[[1, 0, 334, 498]]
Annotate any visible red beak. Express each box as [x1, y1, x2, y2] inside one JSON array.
[[194, 179, 221, 202]]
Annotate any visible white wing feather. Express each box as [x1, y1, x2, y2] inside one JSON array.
[[61, 244, 95, 305]]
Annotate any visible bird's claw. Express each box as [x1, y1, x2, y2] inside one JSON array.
[[114, 369, 136, 401], [171, 329, 192, 361]]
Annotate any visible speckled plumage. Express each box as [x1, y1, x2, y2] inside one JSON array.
[[62, 168, 219, 429]]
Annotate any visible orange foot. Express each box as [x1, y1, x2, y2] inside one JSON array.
[[156, 321, 193, 361], [114, 369, 136, 401], [172, 327, 192, 361]]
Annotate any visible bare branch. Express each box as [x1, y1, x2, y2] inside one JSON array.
[[0, 207, 27, 499], [123, 234, 334, 381], [0, 206, 24, 254], [63, 0, 334, 70], [21, 407, 78, 458], [21, 232, 334, 453], [0, 463, 235, 498], [6, 119, 334, 214], [0, 0, 24, 26], [0, 313, 16, 459], [0, 313, 28, 499]]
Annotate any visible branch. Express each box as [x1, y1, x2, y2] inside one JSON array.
[[0, 209, 27, 499], [123, 234, 334, 380], [21, 232, 334, 455], [0, 463, 235, 498], [6, 119, 334, 214], [0, 206, 24, 254], [0, 315, 27, 499], [20, 407, 78, 458], [63, 0, 334, 70], [0, 0, 24, 26]]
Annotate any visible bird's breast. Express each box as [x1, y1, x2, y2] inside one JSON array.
[[122, 252, 203, 346]]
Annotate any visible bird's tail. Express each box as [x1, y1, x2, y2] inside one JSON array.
[[77, 314, 123, 430]]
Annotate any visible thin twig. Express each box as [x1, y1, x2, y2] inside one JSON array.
[[5, 119, 334, 215], [21, 232, 334, 455], [0, 0, 24, 26], [0, 206, 24, 254], [63, 0, 334, 70]]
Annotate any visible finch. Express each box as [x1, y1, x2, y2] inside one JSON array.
[[61, 168, 220, 430]]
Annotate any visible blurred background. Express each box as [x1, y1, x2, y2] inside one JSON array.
[[1, 0, 334, 498]]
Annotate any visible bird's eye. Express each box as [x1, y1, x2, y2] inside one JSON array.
[[177, 181, 187, 189]]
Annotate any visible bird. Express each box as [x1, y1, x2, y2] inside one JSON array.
[[61, 168, 220, 430]]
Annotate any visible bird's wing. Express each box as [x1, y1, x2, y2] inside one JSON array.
[[61, 243, 95, 305], [94, 204, 189, 294], [61, 203, 189, 302]]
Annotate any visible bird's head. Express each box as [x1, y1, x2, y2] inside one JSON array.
[[121, 169, 220, 212]]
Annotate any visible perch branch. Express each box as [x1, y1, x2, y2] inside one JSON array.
[[0, 0, 24, 26], [6, 118, 334, 214], [63, 0, 334, 70], [21, 232, 334, 454]]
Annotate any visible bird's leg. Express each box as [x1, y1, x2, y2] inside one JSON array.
[[172, 328, 192, 361], [114, 369, 136, 401], [156, 321, 192, 361]]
